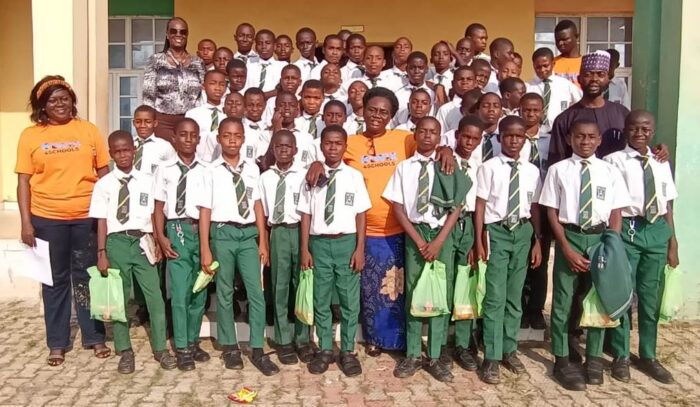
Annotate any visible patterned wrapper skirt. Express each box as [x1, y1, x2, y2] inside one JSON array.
[[360, 234, 406, 351]]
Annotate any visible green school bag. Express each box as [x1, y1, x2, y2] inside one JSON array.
[[452, 264, 479, 321], [410, 260, 450, 318], [659, 265, 683, 323], [475, 261, 487, 317], [87, 266, 127, 323], [295, 268, 314, 325], [579, 285, 620, 328]]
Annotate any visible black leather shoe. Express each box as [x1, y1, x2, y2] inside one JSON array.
[[501, 351, 527, 375], [189, 342, 210, 363], [393, 357, 422, 378], [308, 350, 334, 374], [554, 357, 586, 391], [585, 356, 604, 385], [250, 353, 280, 376], [176, 348, 195, 371], [221, 349, 244, 370], [154, 350, 177, 370], [276, 345, 298, 365], [338, 352, 362, 377], [425, 358, 454, 382], [520, 314, 530, 329], [118, 349, 135, 374], [637, 358, 674, 384], [611, 356, 631, 383], [480, 359, 500, 384], [365, 344, 382, 357], [439, 346, 453, 371], [296, 343, 314, 364], [529, 312, 546, 330], [454, 346, 478, 371]]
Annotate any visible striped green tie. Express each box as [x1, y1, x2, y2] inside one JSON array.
[[210, 108, 219, 132], [225, 163, 250, 218], [528, 137, 540, 168], [578, 160, 593, 229], [505, 161, 520, 230], [259, 63, 268, 88], [309, 115, 319, 139], [175, 162, 196, 216], [355, 117, 364, 134], [116, 176, 132, 224], [417, 161, 430, 214], [460, 159, 473, 218], [324, 169, 339, 225], [482, 133, 496, 161], [637, 155, 660, 223], [272, 169, 288, 224], [541, 79, 551, 125], [134, 138, 152, 171]]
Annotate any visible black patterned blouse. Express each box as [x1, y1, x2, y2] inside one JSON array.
[[142, 50, 206, 115]]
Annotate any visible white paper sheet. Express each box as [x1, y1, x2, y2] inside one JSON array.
[[10, 238, 53, 286]]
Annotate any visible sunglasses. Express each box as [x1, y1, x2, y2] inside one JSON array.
[[169, 28, 188, 36]]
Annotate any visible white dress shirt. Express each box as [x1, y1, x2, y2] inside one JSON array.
[[345, 113, 366, 136], [246, 58, 285, 92], [526, 75, 582, 126], [379, 67, 408, 92], [340, 60, 364, 87], [308, 60, 328, 81], [259, 163, 306, 225], [154, 156, 208, 220], [294, 56, 319, 83], [436, 96, 463, 135], [132, 134, 176, 176], [201, 158, 260, 224], [427, 68, 454, 98], [185, 103, 227, 163], [90, 168, 155, 233], [607, 77, 631, 110]]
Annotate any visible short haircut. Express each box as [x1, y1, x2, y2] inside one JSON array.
[[410, 88, 432, 100], [323, 34, 342, 47], [555, 19, 578, 34], [302, 79, 323, 92], [407, 51, 428, 64], [532, 47, 554, 61], [320, 124, 347, 141], [276, 90, 296, 101], [513, 52, 523, 61], [225, 91, 244, 101], [276, 34, 292, 42], [489, 37, 514, 55], [499, 77, 525, 94], [348, 80, 369, 91], [415, 116, 440, 132], [519, 92, 544, 106], [470, 58, 491, 71], [204, 70, 226, 81], [323, 100, 347, 113], [133, 105, 156, 118], [457, 115, 485, 133], [569, 118, 600, 136], [430, 41, 450, 54], [461, 89, 483, 111], [218, 116, 244, 132], [244, 87, 265, 99], [236, 22, 255, 32], [296, 27, 316, 38], [465, 23, 487, 37], [346, 33, 366, 46], [215, 46, 233, 55], [226, 58, 247, 73], [498, 115, 526, 132], [474, 92, 502, 110], [256, 29, 275, 40], [363, 87, 400, 116], [281, 64, 302, 75], [108, 130, 134, 147], [453, 65, 476, 77], [607, 48, 621, 64], [175, 117, 200, 132], [198, 38, 216, 47], [271, 129, 297, 146]]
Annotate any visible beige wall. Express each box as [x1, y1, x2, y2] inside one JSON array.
[[535, 0, 634, 14]]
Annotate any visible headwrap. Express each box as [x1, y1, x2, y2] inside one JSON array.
[[580, 50, 611, 73], [36, 79, 72, 99]]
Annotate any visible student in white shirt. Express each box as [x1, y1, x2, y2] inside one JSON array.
[[474, 116, 542, 385], [341, 33, 366, 86], [527, 47, 582, 127], [152, 119, 210, 371], [486, 38, 515, 94], [90, 131, 176, 374], [603, 110, 678, 384], [317, 100, 350, 138], [359, 46, 389, 90], [185, 70, 227, 163], [295, 80, 325, 140], [274, 34, 293, 63], [499, 77, 526, 117], [465, 23, 490, 62], [605, 49, 631, 109], [320, 63, 348, 111], [471, 59, 493, 93], [246, 30, 285, 96], [131, 105, 176, 175], [213, 47, 234, 76], [394, 52, 436, 123], [454, 37, 475, 68], [241, 88, 268, 163], [436, 67, 478, 134], [233, 22, 258, 65], [266, 91, 317, 168], [225, 59, 248, 96], [394, 88, 433, 132], [223, 91, 245, 119], [293, 27, 318, 83], [380, 37, 412, 92], [427, 41, 454, 106], [345, 80, 368, 135], [262, 64, 302, 127], [474, 92, 504, 162], [299, 125, 371, 377], [309, 35, 344, 80], [196, 38, 217, 72], [198, 117, 279, 376], [440, 89, 483, 144]]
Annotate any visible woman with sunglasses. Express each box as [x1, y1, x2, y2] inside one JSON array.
[[143, 17, 205, 142], [306, 87, 455, 357]]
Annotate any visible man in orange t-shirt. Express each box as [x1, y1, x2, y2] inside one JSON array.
[[553, 19, 582, 86]]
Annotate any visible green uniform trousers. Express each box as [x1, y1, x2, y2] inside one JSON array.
[[622, 217, 672, 359], [210, 223, 266, 349], [166, 220, 207, 349], [551, 228, 630, 358], [107, 233, 167, 353], [405, 223, 455, 359], [270, 224, 310, 346], [452, 217, 475, 348], [483, 222, 532, 360], [310, 234, 359, 353]]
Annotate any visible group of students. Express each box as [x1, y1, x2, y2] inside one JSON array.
[[90, 19, 677, 391]]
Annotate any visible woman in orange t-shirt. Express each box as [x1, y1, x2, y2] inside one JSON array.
[[15, 76, 112, 366]]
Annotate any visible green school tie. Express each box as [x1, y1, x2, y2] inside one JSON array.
[[505, 161, 520, 230], [225, 163, 250, 218], [116, 175, 132, 224], [210, 107, 219, 132], [460, 159, 473, 217], [482, 133, 496, 161], [324, 169, 339, 225], [528, 136, 540, 168], [272, 169, 288, 224], [355, 117, 364, 134], [238, 54, 248, 64], [134, 138, 152, 171], [259, 63, 268, 88], [309, 115, 319, 139], [542, 79, 551, 125], [309, 61, 317, 70], [437, 75, 444, 85], [417, 160, 430, 215], [175, 162, 196, 216], [637, 155, 660, 223], [578, 159, 593, 229], [369, 77, 378, 88]]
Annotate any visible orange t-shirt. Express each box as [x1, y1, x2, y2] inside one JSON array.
[[344, 130, 416, 237], [15, 119, 110, 220], [553, 56, 583, 87]]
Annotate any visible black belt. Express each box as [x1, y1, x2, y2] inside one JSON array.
[[317, 233, 345, 239], [219, 221, 254, 228], [111, 229, 146, 238], [168, 217, 198, 224], [564, 223, 606, 235], [625, 216, 650, 224], [272, 222, 299, 229]]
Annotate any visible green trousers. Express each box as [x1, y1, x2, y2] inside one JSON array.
[[483, 222, 532, 360], [211, 223, 265, 349], [405, 223, 455, 359], [622, 217, 671, 359], [166, 220, 207, 349], [551, 228, 630, 358], [107, 233, 167, 353], [452, 217, 475, 348], [270, 225, 310, 346], [310, 234, 359, 353]]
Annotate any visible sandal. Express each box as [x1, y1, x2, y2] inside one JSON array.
[[92, 344, 112, 359], [47, 350, 65, 367]]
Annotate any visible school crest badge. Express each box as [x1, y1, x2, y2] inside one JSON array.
[[246, 145, 254, 158], [246, 187, 253, 199], [596, 186, 606, 200], [345, 192, 354, 206], [293, 192, 299, 205], [139, 193, 148, 206], [527, 191, 534, 204]]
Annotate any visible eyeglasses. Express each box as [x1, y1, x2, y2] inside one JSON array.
[[169, 28, 188, 36]]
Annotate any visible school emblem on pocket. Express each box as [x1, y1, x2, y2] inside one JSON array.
[[139, 193, 148, 206], [527, 191, 534, 204], [561, 101, 568, 110], [246, 187, 253, 199], [293, 192, 299, 205], [596, 186, 606, 200], [345, 192, 355, 206], [302, 151, 309, 162], [246, 145, 254, 158]]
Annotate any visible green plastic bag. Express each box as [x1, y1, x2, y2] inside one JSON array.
[[580, 285, 620, 328], [192, 261, 219, 293], [475, 261, 487, 317], [659, 265, 683, 322], [295, 268, 314, 325], [87, 266, 127, 323], [452, 264, 479, 321], [410, 260, 450, 318]]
